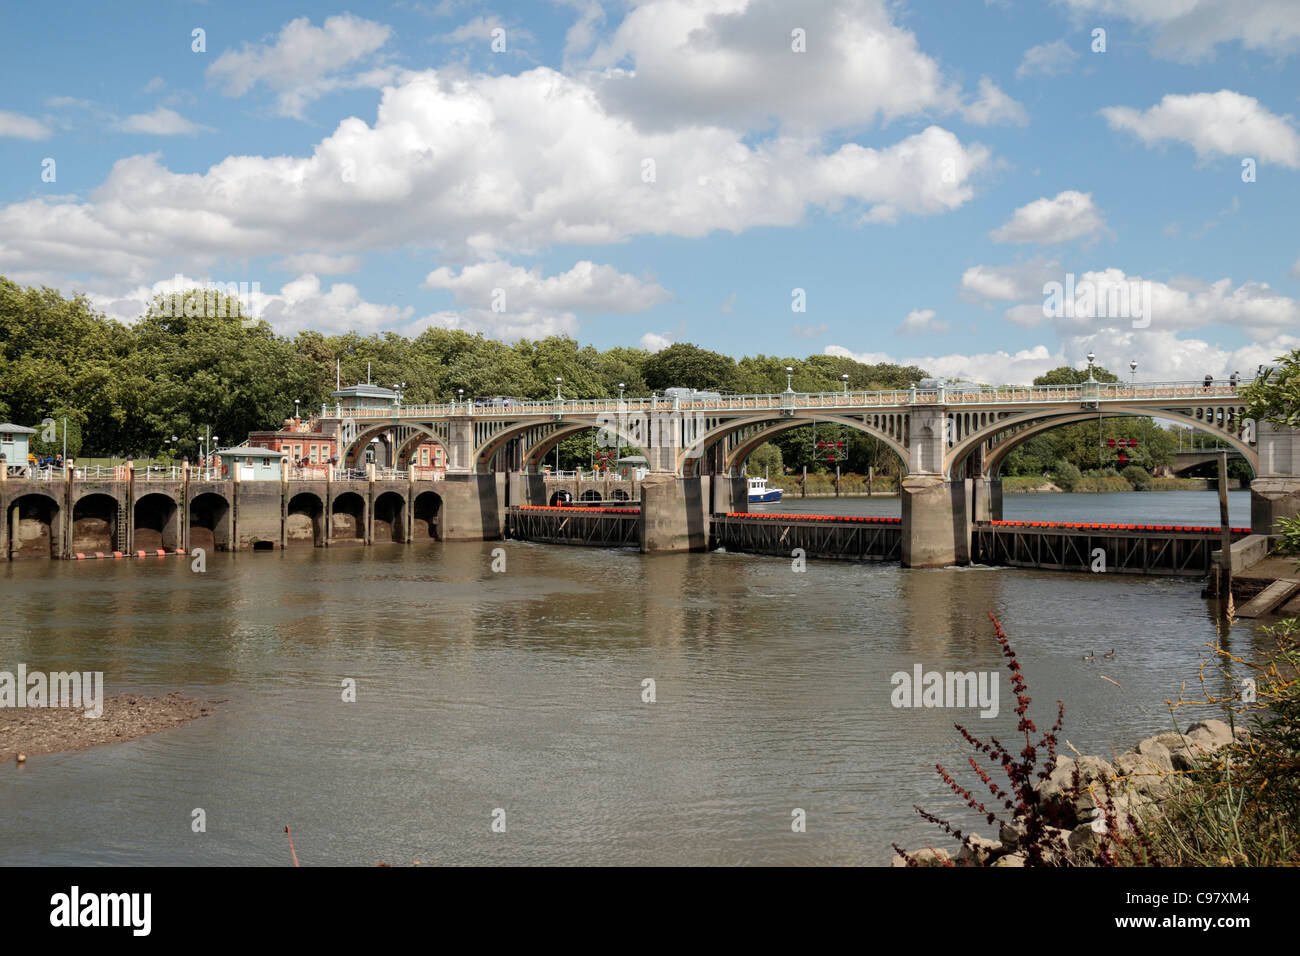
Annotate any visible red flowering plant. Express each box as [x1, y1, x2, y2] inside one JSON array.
[[893, 612, 1074, 866]]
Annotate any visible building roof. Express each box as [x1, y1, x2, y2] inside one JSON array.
[[330, 384, 399, 399], [216, 445, 287, 458], [0, 423, 38, 434], [248, 430, 333, 439]]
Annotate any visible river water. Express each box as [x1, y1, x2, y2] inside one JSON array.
[[0, 490, 1273, 866]]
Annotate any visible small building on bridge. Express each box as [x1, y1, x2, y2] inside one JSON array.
[[330, 383, 401, 412], [216, 444, 287, 481], [0, 423, 37, 473]]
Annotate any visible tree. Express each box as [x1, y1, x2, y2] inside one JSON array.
[[1245, 349, 1300, 428], [746, 442, 783, 477], [1034, 365, 1120, 386], [641, 343, 737, 392]]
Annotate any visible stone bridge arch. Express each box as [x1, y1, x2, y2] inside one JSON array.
[[474, 417, 646, 473], [945, 403, 1257, 479], [678, 412, 911, 477], [339, 421, 450, 469]]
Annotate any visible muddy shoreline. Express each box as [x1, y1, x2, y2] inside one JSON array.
[[1, 692, 219, 763]]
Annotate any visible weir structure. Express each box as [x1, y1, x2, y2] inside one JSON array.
[[3, 379, 1298, 567]]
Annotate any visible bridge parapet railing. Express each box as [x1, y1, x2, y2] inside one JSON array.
[[137, 465, 182, 481], [320, 380, 1250, 422]]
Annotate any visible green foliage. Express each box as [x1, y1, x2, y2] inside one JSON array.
[[641, 343, 738, 392], [1033, 364, 1121, 385], [28, 414, 84, 458], [746, 442, 783, 477], [0, 275, 932, 459], [1244, 348, 1300, 428], [1053, 460, 1081, 491], [1120, 464, 1152, 490]]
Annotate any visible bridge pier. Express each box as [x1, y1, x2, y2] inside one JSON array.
[[971, 475, 1003, 523], [640, 474, 709, 553], [900, 475, 970, 568], [439, 473, 506, 541], [1252, 422, 1300, 534]]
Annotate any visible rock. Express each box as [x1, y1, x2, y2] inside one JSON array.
[[1168, 721, 1238, 771], [1185, 719, 1234, 750], [1134, 738, 1176, 772], [891, 846, 952, 867], [992, 852, 1026, 867], [999, 819, 1026, 851], [1114, 749, 1173, 798], [1034, 755, 1116, 825], [955, 834, 1002, 866]]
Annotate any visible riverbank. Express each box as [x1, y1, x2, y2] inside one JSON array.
[[1, 692, 218, 764], [1002, 476, 1243, 494], [891, 718, 1247, 867]]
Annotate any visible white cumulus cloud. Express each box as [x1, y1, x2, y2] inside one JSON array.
[[1102, 90, 1300, 168], [990, 190, 1106, 244]]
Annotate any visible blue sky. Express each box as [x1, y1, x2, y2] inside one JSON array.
[[1, 0, 1297, 384]]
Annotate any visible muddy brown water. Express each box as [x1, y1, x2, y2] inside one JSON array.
[[0, 491, 1274, 865]]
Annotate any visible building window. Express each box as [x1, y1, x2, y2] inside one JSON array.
[[309, 445, 318, 463], [421, 447, 429, 467], [294, 444, 303, 458]]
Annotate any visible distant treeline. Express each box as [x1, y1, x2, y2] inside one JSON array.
[[0, 278, 926, 461]]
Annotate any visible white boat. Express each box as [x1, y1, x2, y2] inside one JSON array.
[[747, 476, 783, 503]]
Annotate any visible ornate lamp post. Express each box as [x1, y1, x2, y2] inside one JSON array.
[[785, 366, 794, 392]]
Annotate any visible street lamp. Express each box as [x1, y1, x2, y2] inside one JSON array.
[[1129, 360, 1137, 387], [618, 382, 625, 402], [556, 376, 564, 400], [1085, 351, 1097, 383], [841, 373, 849, 394], [294, 399, 301, 420], [457, 388, 464, 410], [785, 366, 794, 392]]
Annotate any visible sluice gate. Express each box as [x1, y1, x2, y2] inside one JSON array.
[[506, 505, 641, 548], [973, 520, 1254, 576], [710, 513, 902, 562]]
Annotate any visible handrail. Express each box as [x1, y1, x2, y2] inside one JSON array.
[[321, 380, 1250, 420]]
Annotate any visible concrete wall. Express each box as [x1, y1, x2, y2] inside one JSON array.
[[900, 475, 970, 568], [440, 473, 506, 541], [639, 474, 709, 553]]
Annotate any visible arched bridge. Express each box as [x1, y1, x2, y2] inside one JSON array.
[[315, 377, 1299, 566]]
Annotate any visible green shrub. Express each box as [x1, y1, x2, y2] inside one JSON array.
[[1121, 464, 1152, 490], [1053, 460, 1081, 491]]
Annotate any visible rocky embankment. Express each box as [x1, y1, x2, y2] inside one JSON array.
[[892, 719, 1245, 867]]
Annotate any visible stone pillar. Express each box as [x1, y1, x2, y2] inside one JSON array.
[[900, 474, 969, 568], [640, 474, 708, 553], [366, 462, 376, 544], [279, 458, 288, 551], [908, 407, 948, 476], [971, 474, 1003, 523], [325, 463, 333, 547], [181, 459, 191, 554], [1252, 421, 1300, 534], [126, 459, 135, 554], [709, 471, 748, 515], [445, 418, 475, 474]]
